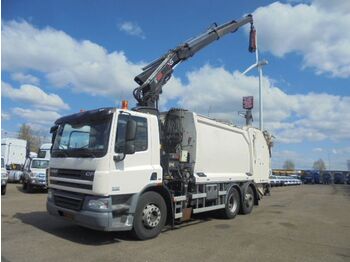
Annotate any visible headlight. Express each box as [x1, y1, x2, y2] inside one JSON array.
[[88, 199, 109, 210]]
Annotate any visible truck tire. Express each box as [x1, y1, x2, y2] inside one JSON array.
[[241, 186, 254, 215], [222, 187, 240, 219], [26, 183, 32, 193], [22, 181, 27, 191], [132, 191, 167, 240], [1, 186, 6, 195]]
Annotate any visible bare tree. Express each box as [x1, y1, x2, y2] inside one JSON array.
[[313, 159, 326, 171], [17, 124, 42, 153], [283, 160, 295, 170]]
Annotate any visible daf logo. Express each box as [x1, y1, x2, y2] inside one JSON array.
[[84, 171, 94, 177]]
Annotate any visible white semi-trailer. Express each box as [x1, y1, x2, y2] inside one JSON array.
[[1, 138, 27, 167], [47, 14, 272, 239]]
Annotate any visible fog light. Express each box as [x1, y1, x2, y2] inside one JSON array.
[[88, 199, 109, 210], [47, 190, 53, 200]]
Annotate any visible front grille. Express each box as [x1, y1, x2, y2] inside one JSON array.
[[50, 169, 94, 181], [50, 180, 92, 190], [54, 191, 84, 211]]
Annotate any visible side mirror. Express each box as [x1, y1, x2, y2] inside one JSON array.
[[50, 125, 59, 146], [125, 119, 137, 141], [125, 141, 135, 154], [114, 118, 137, 162], [50, 125, 58, 134], [125, 119, 136, 155]]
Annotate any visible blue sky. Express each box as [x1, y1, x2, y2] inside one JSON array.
[[1, 0, 350, 170]]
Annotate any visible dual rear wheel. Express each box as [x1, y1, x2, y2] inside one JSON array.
[[222, 185, 255, 219]]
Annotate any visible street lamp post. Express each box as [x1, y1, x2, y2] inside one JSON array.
[[242, 32, 268, 131]]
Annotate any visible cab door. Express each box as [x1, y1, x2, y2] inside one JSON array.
[[109, 113, 161, 195]]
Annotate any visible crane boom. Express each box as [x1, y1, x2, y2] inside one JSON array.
[[133, 14, 255, 109]]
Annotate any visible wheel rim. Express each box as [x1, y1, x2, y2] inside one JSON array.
[[245, 191, 254, 208], [142, 203, 161, 229], [228, 193, 238, 213]]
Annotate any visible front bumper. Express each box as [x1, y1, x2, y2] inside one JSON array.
[[29, 180, 47, 187], [47, 198, 133, 232]]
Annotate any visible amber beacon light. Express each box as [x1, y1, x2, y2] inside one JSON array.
[[121, 100, 129, 110]]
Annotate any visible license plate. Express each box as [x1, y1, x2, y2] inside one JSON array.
[[63, 212, 74, 220]]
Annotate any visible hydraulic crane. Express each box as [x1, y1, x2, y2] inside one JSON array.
[[133, 14, 256, 110]]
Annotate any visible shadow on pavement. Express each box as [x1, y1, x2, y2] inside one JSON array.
[[335, 184, 350, 199], [14, 211, 216, 244], [14, 211, 133, 245], [15, 185, 47, 194]]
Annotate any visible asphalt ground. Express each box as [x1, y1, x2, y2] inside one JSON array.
[[1, 183, 350, 262]]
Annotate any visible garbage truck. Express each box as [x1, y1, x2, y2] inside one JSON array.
[[47, 14, 273, 239]]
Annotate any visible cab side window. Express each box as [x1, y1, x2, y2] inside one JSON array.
[[115, 115, 148, 153]]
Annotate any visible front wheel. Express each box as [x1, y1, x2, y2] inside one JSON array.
[[25, 182, 32, 193], [132, 192, 167, 240], [221, 187, 240, 219], [22, 181, 27, 191], [1, 186, 6, 195]]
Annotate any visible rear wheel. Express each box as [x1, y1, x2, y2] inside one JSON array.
[[241, 186, 254, 215], [132, 192, 167, 240], [222, 187, 240, 219]]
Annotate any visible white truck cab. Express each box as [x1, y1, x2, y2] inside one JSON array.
[[22, 157, 49, 192], [38, 143, 52, 159]]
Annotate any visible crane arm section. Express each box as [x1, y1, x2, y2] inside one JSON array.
[[133, 14, 254, 109]]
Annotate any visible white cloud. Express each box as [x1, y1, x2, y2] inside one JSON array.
[[1, 111, 11, 121], [252, 0, 350, 78], [11, 107, 60, 126], [2, 20, 144, 100], [2, 19, 350, 147], [2, 82, 69, 110], [118, 21, 145, 39], [11, 72, 40, 85], [172, 64, 350, 144]]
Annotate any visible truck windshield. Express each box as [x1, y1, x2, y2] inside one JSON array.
[[52, 116, 112, 158], [1, 158, 4, 168], [31, 160, 49, 169]]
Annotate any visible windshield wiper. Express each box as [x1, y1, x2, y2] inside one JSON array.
[[70, 149, 97, 158], [52, 150, 69, 157]]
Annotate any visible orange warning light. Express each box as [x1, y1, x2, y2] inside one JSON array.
[[121, 100, 128, 110]]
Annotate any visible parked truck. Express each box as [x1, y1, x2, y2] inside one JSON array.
[[38, 143, 52, 159], [333, 173, 345, 184], [22, 157, 50, 192], [47, 14, 272, 239]]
